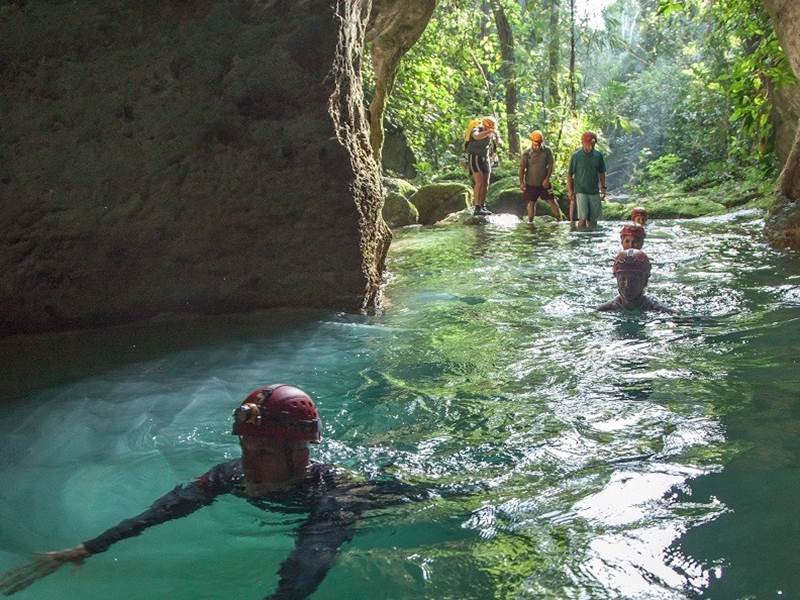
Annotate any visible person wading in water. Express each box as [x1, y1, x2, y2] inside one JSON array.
[[566, 131, 607, 229], [598, 249, 674, 313], [620, 223, 646, 250], [518, 130, 560, 223]]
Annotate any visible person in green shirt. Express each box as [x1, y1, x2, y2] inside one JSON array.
[[566, 131, 607, 228]]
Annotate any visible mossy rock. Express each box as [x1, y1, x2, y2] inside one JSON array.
[[602, 202, 634, 220], [382, 192, 419, 227], [743, 194, 773, 211], [486, 178, 520, 204], [432, 168, 469, 184], [383, 177, 418, 199], [490, 169, 514, 183], [715, 189, 762, 209], [409, 183, 472, 225], [646, 196, 726, 218], [436, 208, 479, 225], [487, 187, 568, 219], [489, 189, 525, 217]]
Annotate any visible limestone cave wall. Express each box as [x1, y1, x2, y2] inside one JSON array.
[[763, 0, 800, 249], [0, 0, 414, 335]]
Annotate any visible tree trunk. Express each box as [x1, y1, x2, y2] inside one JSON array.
[[569, 0, 576, 113], [490, 0, 520, 156], [762, 0, 800, 249], [548, 0, 561, 106]]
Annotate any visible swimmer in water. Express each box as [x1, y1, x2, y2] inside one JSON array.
[[630, 206, 648, 227], [0, 384, 458, 599], [620, 223, 645, 250], [597, 249, 674, 313]]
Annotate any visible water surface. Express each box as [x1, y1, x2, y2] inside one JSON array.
[[1, 210, 799, 599]]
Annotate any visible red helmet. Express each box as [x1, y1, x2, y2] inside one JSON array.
[[612, 249, 651, 282], [620, 223, 645, 243], [581, 131, 597, 144], [631, 206, 647, 220], [232, 384, 321, 443]]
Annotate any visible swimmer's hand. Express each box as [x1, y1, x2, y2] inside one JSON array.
[[0, 544, 89, 596]]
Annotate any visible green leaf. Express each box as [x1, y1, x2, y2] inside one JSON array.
[[656, 1, 684, 18]]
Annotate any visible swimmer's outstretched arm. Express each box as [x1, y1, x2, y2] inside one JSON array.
[[0, 546, 89, 596], [266, 495, 359, 600], [0, 470, 228, 596]]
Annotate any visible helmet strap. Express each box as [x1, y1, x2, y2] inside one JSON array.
[[283, 442, 296, 476]]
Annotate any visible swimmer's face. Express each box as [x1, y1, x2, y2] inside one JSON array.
[[621, 235, 642, 250], [240, 436, 309, 482], [632, 215, 647, 226], [616, 271, 646, 300]]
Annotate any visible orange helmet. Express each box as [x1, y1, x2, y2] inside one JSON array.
[[232, 384, 321, 443]]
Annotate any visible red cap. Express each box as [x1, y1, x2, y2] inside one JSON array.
[[581, 131, 597, 144], [232, 384, 321, 443]]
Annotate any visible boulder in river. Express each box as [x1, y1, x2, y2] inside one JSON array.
[[383, 192, 419, 227], [409, 183, 472, 225]]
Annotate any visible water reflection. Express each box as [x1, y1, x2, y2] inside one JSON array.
[[0, 211, 798, 598]]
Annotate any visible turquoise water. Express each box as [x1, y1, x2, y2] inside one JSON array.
[[1, 210, 799, 599]]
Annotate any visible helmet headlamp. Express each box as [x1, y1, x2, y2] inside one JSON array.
[[232, 384, 321, 443]]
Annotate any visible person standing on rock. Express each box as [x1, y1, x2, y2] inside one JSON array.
[[567, 131, 607, 229], [518, 130, 560, 223], [465, 116, 500, 216]]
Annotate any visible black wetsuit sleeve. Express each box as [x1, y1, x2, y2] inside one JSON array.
[[266, 495, 359, 600], [646, 297, 677, 314], [597, 299, 619, 312], [82, 461, 236, 554]]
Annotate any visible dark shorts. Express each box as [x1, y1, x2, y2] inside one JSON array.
[[523, 185, 553, 204], [468, 154, 491, 174]]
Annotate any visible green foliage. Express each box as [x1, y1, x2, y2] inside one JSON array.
[[707, 0, 794, 163], [645, 153, 681, 181], [373, 0, 790, 195]]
